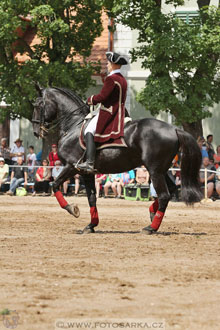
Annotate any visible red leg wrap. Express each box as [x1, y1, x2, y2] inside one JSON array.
[[149, 199, 159, 213], [55, 191, 68, 208], [90, 206, 99, 226], [151, 211, 164, 230]]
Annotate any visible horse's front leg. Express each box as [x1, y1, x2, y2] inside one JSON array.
[[53, 164, 80, 218], [82, 174, 99, 234]]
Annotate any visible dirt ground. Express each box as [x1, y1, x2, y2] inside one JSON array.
[[0, 195, 220, 330]]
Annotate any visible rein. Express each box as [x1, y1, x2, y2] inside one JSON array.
[[47, 103, 87, 133]]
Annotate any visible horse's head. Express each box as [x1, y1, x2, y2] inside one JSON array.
[[32, 89, 57, 138]]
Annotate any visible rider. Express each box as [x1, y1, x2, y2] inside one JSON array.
[[76, 51, 128, 173]]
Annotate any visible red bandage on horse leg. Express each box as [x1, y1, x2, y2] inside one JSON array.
[[55, 191, 68, 208], [151, 210, 164, 230], [149, 199, 159, 214], [90, 206, 99, 226]]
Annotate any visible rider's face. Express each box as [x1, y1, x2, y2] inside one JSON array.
[[107, 61, 113, 73]]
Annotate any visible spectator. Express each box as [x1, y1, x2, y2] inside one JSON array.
[[135, 166, 149, 185], [171, 162, 181, 201], [36, 149, 42, 166], [32, 159, 51, 196], [215, 167, 220, 198], [95, 174, 106, 198], [116, 170, 135, 198], [214, 145, 220, 169], [0, 157, 9, 191], [74, 174, 80, 196], [26, 145, 37, 181], [104, 174, 121, 198], [197, 136, 208, 159], [0, 138, 11, 165], [6, 156, 28, 196], [206, 134, 215, 161], [150, 182, 157, 200], [10, 138, 25, 164], [199, 157, 216, 199], [48, 144, 60, 167], [51, 160, 68, 196]]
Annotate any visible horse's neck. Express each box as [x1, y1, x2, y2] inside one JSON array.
[[58, 103, 85, 135]]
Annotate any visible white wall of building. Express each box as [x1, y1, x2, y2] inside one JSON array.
[[9, 119, 20, 149]]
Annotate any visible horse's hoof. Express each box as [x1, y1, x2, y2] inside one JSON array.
[[150, 212, 155, 222], [82, 224, 96, 234], [142, 225, 157, 235], [64, 204, 80, 218]]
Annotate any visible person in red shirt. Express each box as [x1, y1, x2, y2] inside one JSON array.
[[48, 144, 60, 167], [77, 52, 128, 174]]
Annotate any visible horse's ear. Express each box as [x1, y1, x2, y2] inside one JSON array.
[[34, 82, 43, 96]]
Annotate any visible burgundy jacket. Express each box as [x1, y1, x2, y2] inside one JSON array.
[[87, 72, 127, 143]]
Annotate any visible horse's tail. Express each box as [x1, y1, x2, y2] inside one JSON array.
[[176, 128, 203, 205]]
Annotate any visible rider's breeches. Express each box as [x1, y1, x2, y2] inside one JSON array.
[[84, 113, 99, 136]]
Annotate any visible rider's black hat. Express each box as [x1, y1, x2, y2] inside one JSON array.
[[106, 52, 128, 65]]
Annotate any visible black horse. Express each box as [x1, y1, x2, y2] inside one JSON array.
[[32, 87, 202, 234]]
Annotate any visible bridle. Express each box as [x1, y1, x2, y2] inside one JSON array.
[[32, 93, 89, 138], [32, 97, 49, 137]]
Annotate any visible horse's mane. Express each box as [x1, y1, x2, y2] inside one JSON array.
[[52, 86, 89, 116]]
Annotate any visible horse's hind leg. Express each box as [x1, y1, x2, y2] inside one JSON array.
[[82, 174, 99, 234], [148, 172, 177, 221], [53, 164, 80, 218], [143, 173, 170, 234]]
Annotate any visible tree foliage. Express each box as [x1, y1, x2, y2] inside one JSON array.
[[107, 0, 220, 136], [0, 0, 103, 121]]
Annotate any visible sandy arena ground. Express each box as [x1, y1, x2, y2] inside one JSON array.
[[0, 195, 220, 330]]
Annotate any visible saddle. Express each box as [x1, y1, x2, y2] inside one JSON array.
[[79, 111, 132, 151]]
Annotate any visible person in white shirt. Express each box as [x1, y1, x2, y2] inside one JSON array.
[[0, 157, 9, 190], [10, 138, 25, 164]]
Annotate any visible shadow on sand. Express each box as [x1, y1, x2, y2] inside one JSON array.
[[76, 230, 207, 236]]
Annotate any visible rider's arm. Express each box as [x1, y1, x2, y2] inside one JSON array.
[[87, 76, 115, 105]]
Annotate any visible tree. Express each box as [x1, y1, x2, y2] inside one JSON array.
[[109, 0, 220, 138], [0, 0, 103, 122]]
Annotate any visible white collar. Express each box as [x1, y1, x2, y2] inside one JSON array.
[[108, 69, 121, 76]]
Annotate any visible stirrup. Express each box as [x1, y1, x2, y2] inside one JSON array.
[[75, 161, 97, 174]]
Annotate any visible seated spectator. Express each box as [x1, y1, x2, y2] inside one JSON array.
[[0, 138, 11, 165], [135, 166, 149, 185], [95, 174, 106, 198], [32, 159, 51, 196], [206, 134, 215, 161], [117, 170, 135, 198], [214, 145, 220, 169], [150, 182, 157, 200], [215, 167, 220, 198], [104, 174, 121, 198], [74, 174, 80, 196], [0, 157, 9, 191], [10, 138, 25, 164], [51, 160, 68, 196], [27, 145, 37, 181], [115, 170, 135, 198], [197, 136, 209, 159], [199, 157, 216, 199], [6, 156, 28, 196], [49, 144, 60, 167]]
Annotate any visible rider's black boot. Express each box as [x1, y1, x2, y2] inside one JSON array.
[[76, 133, 96, 174]]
